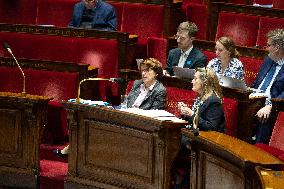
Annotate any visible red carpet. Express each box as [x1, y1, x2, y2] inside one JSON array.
[[40, 144, 68, 189]]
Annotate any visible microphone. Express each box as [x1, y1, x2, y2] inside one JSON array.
[[3, 42, 26, 96], [76, 77, 124, 103]]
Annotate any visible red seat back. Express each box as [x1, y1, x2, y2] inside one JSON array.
[[256, 17, 284, 48], [147, 37, 167, 69], [273, 0, 284, 9], [223, 98, 238, 137], [216, 12, 260, 47], [269, 112, 284, 152], [166, 87, 196, 117], [36, 0, 77, 27], [239, 56, 263, 86], [203, 50, 216, 65], [0, 0, 37, 24], [181, 0, 204, 11], [121, 3, 164, 45], [186, 3, 208, 40], [0, 67, 79, 101]]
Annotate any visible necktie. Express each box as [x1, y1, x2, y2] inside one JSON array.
[[178, 53, 187, 67], [260, 63, 277, 92]]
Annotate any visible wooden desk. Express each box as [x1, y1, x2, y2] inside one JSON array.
[[64, 102, 187, 189], [183, 130, 284, 189], [0, 92, 51, 188], [255, 166, 284, 189]]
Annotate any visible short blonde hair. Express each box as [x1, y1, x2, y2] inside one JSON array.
[[196, 67, 223, 102]]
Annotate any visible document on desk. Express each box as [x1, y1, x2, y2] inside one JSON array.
[[119, 108, 185, 123]]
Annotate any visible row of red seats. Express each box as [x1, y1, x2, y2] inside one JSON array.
[[182, 0, 284, 10], [0, 0, 165, 59], [185, 3, 284, 47]]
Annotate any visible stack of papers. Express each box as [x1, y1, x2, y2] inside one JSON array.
[[68, 99, 109, 106], [119, 108, 185, 123]]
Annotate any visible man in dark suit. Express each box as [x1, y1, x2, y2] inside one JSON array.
[[251, 29, 284, 144], [69, 0, 117, 31], [165, 21, 207, 76]]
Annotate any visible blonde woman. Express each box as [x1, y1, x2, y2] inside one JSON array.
[[178, 68, 225, 132], [172, 68, 225, 189]]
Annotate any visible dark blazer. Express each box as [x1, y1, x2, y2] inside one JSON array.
[[166, 47, 207, 76], [127, 80, 167, 110], [251, 56, 284, 99], [69, 0, 117, 31], [187, 95, 225, 132]]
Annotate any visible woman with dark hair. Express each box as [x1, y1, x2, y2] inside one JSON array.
[[126, 58, 167, 110], [207, 36, 244, 80]]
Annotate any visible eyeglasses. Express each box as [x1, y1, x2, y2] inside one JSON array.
[[174, 34, 187, 41]]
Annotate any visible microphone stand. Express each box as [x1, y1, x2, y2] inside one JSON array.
[[9, 50, 26, 96], [76, 78, 114, 103]]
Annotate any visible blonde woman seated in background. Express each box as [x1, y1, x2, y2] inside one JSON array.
[[171, 68, 225, 189], [207, 36, 244, 80], [54, 58, 167, 158]]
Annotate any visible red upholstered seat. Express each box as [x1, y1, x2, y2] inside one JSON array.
[[273, 0, 284, 9], [0, 0, 37, 24], [202, 50, 215, 65], [166, 87, 197, 117], [186, 3, 208, 40], [269, 112, 284, 152], [239, 56, 263, 86], [125, 80, 134, 95], [121, 3, 164, 44], [36, 0, 77, 27], [107, 1, 124, 31], [0, 67, 79, 143], [147, 37, 167, 69], [216, 12, 260, 47], [256, 17, 284, 48], [223, 98, 238, 137], [121, 3, 164, 58], [181, 0, 204, 11], [255, 112, 284, 158]]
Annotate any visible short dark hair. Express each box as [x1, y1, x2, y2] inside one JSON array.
[[140, 58, 163, 80]]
